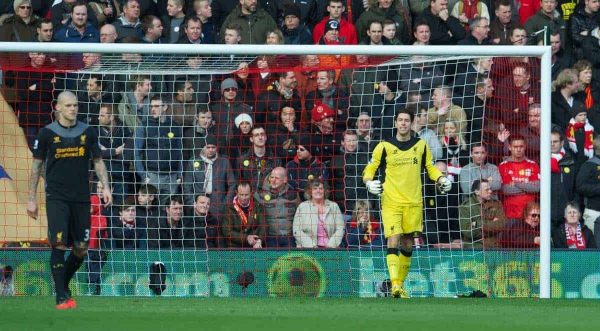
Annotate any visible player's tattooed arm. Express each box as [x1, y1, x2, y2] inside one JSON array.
[[27, 159, 44, 219], [93, 157, 110, 189], [28, 159, 44, 201]]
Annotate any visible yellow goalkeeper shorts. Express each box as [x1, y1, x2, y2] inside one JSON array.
[[381, 203, 423, 238]]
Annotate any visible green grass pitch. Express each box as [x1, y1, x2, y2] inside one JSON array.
[[2, 297, 600, 331]]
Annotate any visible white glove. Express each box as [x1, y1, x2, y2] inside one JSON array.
[[438, 176, 452, 194], [366, 180, 382, 195], [592, 27, 600, 40]]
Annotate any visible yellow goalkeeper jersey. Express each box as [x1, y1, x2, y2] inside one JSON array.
[[363, 136, 443, 206]]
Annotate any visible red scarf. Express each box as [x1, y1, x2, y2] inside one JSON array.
[[565, 223, 586, 249], [233, 196, 254, 228], [584, 85, 594, 110], [551, 147, 565, 173], [349, 218, 380, 244], [566, 119, 595, 159], [462, 0, 480, 21]]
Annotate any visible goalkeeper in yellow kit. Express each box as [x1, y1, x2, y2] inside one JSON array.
[[363, 109, 451, 298]]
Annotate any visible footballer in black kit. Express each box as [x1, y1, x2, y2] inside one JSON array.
[[28, 91, 112, 309]]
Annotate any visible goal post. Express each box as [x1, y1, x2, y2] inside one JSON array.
[[0, 42, 552, 298]]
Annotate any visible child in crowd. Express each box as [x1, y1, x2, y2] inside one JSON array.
[[383, 19, 401, 45], [87, 182, 108, 295]]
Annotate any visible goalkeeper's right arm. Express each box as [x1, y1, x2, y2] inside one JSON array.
[[363, 142, 384, 195]]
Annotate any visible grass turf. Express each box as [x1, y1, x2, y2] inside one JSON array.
[[2, 297, 599, 331]]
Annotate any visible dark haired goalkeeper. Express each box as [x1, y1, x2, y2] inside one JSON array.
[[27, 91, 112, 309], [363, 109, 451, 298]]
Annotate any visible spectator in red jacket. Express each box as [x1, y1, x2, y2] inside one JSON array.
[[86, 182, 108, 295]]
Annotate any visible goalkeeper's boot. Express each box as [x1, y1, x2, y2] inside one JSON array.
[[391, 284, 410, 299]]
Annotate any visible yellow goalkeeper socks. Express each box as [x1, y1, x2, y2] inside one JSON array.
[[386, 252, 400, 285], [397, 253, 412, 285]]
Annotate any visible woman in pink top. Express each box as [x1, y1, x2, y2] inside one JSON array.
[[293, 178, 345, 248]]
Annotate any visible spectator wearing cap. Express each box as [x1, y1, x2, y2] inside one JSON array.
[[355, 0, 411, 45], [225, 112, 253, 163], [272, 0, 321, 29], [219, 0, 277, 44], [286, 135, 330, 199], [182, 134, 237, 217], [305, 102, 343, 168], [316, 19, 351, 80], [312, 0, 358, 45], [237, 126, 282, 192], [281, 3, 312, 45], [305, 69, 350, 131], [0, 0, 42, 42], [210, 78, 253, 156]]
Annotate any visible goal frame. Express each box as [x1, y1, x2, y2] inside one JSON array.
[[0, 42, 553, 298]]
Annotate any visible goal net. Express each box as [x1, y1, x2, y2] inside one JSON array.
[[0, 44, 551, 298]]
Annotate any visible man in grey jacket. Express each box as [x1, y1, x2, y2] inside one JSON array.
[[182, 134, 237, 218], [255, 167, 300, 248]]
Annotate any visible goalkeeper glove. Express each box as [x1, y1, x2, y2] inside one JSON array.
[[366, 180, 382, 196], [437, 176, 452, 193]]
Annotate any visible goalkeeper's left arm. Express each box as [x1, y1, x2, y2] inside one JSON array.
[[422, 144, 451, 192]]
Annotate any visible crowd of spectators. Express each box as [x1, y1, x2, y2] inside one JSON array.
[[2, 0, 600, 251]]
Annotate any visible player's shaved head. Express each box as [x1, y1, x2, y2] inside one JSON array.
[[57, 91, 78, 105]]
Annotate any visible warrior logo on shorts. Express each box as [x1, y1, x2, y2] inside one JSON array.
[[56, 232, 63, 243]]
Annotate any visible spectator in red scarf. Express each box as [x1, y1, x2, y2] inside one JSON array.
[[552, 202, 597, 249], [346, 200, 383, 248], [565, 103, 595, 168], [222, 182, 267, 248]]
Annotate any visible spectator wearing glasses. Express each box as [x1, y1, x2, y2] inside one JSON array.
[[499, 201, 541, 248], [0, 0, 41, 42], [210, 78, 253, 156], [457, 16, 492, 45], [237, 126, 282, 192]]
